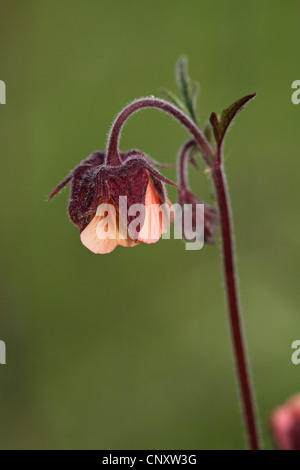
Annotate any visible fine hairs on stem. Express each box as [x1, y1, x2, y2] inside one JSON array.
[[49, 60, 261, 449], [105, 93, 261, 450], [106, 97, 213, 166]]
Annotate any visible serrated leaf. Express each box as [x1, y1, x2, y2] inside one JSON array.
[[220, 93, 256, 136], [161, 57, 200, 124], [175, 56, 198, 122], [209, 93, 256, 146], [176, 57, 191, 108]]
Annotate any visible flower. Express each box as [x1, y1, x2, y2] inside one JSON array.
[[49, 150, 177, 254], [178, 188, 218, 245], [270, 394, 300, 450], [176, 140, 218, 245]]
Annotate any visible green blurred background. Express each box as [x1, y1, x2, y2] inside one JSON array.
[[0, 0, 299, 450]]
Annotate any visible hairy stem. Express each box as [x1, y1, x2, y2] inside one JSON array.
[[106, 95, 261, 449], [106, 98, 213, 166], [212, 156, 261, 450], [177, 139, 195, 189]]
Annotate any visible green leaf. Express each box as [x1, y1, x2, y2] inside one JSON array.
[[159, 57, 200, 124], [176, 58, 191, 110], [209, 93, 256, 146], [175, 56, 199, 123], [159, 88, 189, 115], [191, 82, 199, 125]]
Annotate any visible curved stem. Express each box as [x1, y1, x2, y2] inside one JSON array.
[[106, 98, 214, 166], [177, 139, 195, 189], [212, 157, 262, 450], [106, 94, 261, 449]]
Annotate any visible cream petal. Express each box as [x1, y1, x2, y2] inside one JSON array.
[[80, 210, 118, 254], [80, 202, 138, 254]]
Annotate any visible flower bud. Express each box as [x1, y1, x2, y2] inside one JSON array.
[[178, 188, 218, 244], [270, 395, 300, 450]]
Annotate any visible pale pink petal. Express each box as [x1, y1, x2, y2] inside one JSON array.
[[288, 395, 300, 414], [270, 406, 296, 450], [138, 179, 169, 244], [270, 395, 300, 450]]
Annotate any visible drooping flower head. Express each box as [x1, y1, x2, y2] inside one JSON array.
[[49, 150, 177, 254], [49, 87, 219, 254]]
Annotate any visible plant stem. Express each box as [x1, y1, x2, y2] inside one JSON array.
[[212, 157, 261, 450], [177, 139, 195, 189], [106, 97, 213, 166], [106, 96, 261, 449]]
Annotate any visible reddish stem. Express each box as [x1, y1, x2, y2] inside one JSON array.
[[106, 98, 213, 166], [212, 155, 261, 450], [106, 96, 261, 449], [177, 139, 195, 189]]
